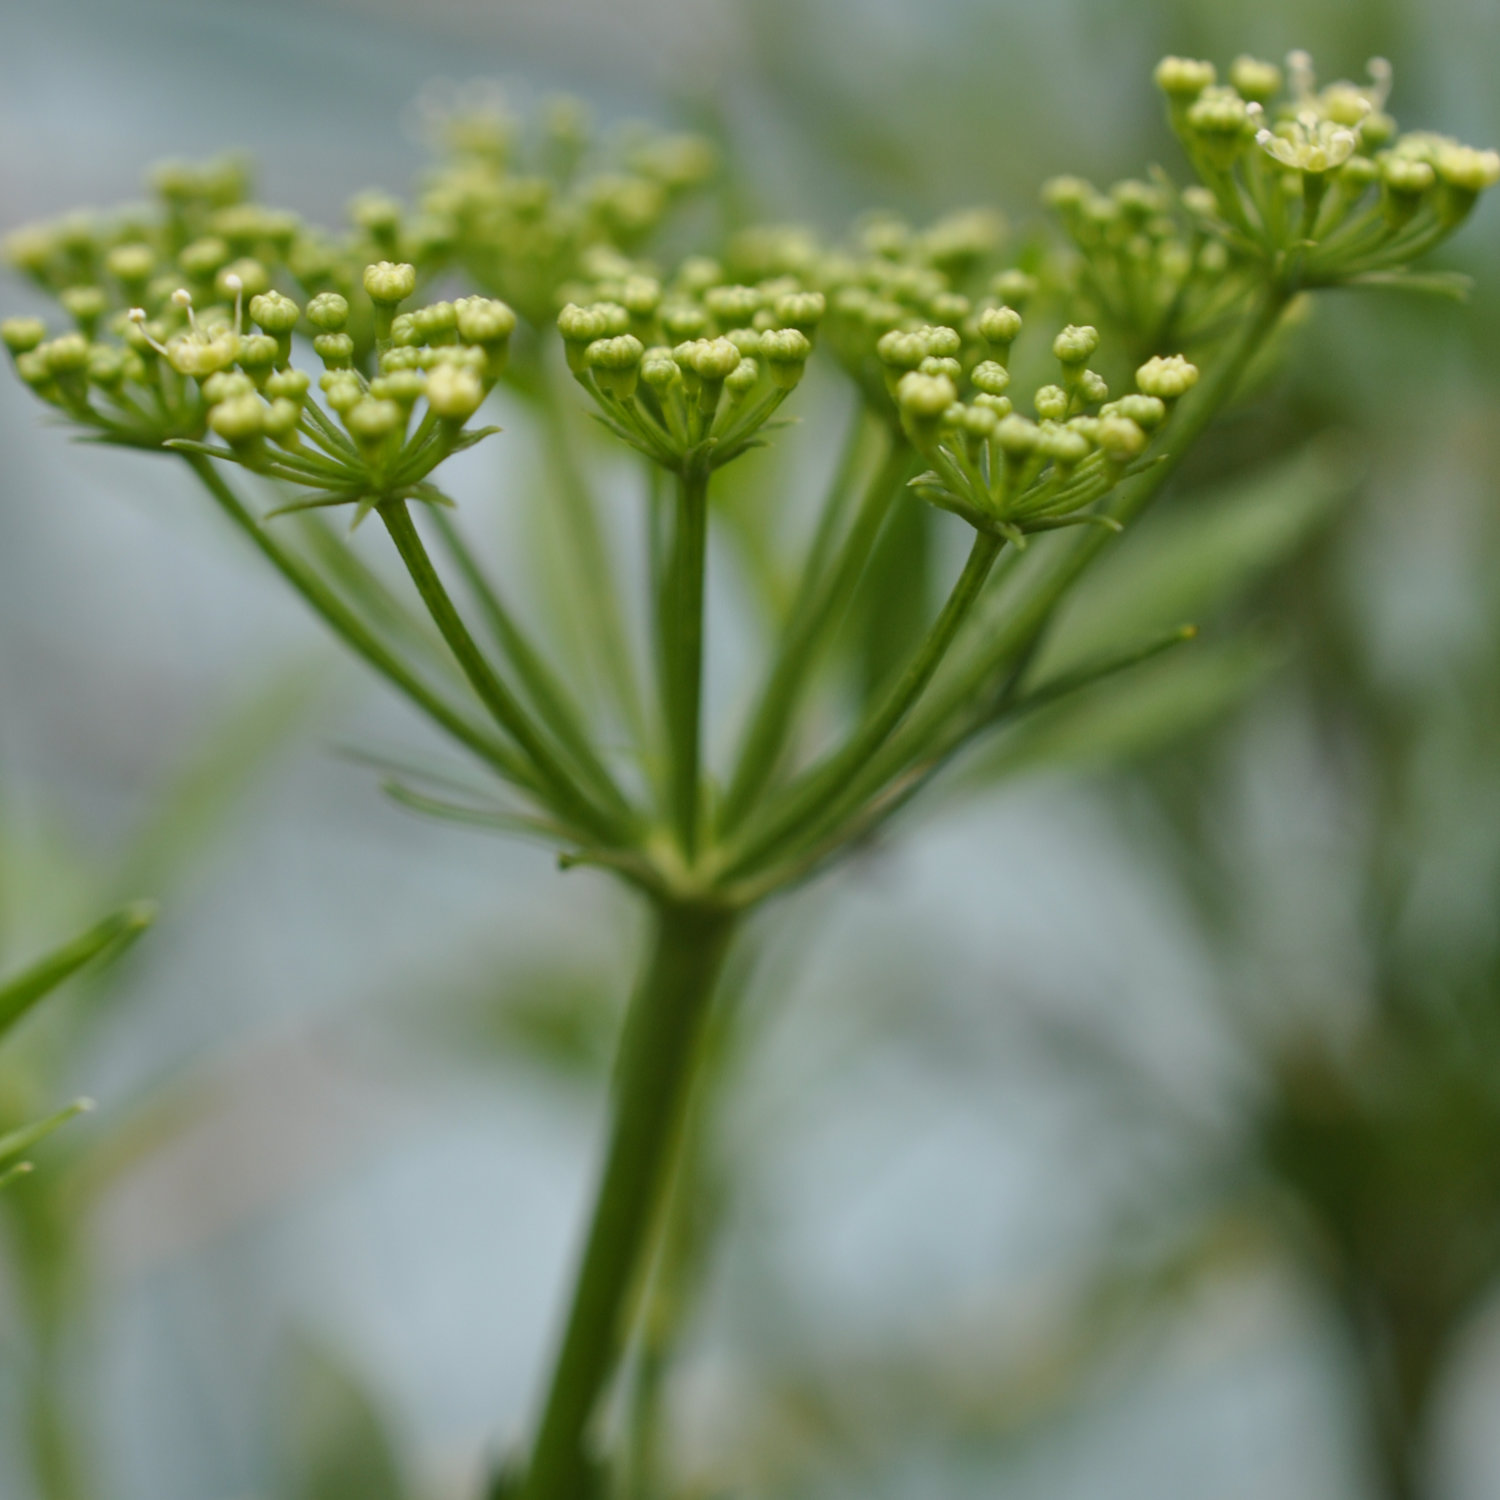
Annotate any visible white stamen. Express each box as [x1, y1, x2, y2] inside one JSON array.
[[223, 272, 244, 334], [128, 306, 169, 357]]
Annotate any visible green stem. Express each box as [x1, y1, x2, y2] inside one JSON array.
[[428, 509, 635, 819], [539, 376, 649, 742], [519, 900, 738, 1500], [726, 529, 1003, 879], [719, 429, 909, 834], [663, 468, 711, 860], [185, 458, 536, 792], [378, 500, 626, 843]]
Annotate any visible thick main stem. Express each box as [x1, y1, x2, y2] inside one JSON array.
[[520, 900, 738, 1500]]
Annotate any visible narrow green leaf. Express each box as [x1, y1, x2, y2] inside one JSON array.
[[0, 903, 157, 1041], [0, 1098, 93, 1172]]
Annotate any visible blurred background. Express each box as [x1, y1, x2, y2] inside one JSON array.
[[2, 1, 1499, 1498]]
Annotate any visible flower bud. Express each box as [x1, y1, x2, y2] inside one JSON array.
[[970, 360, 1010, 396], [994, 413, 1040, 457], [760, 326, 811, 388], [586, 333, 645, 397], [363, 261, 417, 307], [1052, 323, 1099, 366], [685, 337, 743, 383], [250, 290, 300, 334], [974, 393, 1012, 420], [454, 297, 517, 346], [1154, 56, 1216, 100], [263, 398, 301, 442], [1135, 354, 1200, 400], [425, 363, 485, 420], [1, 317, 46, 355], [42, 333, 92, 377], [1077, 370, 1109, 404], [345, 397, 404, 447], [979, 305, 1023, 349], [724, 358, 761, 402], [370, 369, 427, 406], [1104, 393, 1166, 429], [919, 354, 962, 382], [217, 258, 269, 300], [202, 371, 256, 404], [1096, 414, 1147, 462], [1034, 385, 1069, 421], [105, 243, 156, 290], [641, 353, 683, 394], [314, 332, 355, 369], [265, 368, 310, 402], [307, 292, 350, 332], [1229, 56, 1281, 103], [876, 330, 929, 372], [237, 333, 279, 375], [179, 237, 230, 281], [86, 344, 130, 390], [774, 290, 825, 332], [319, 372, 364, 414], [895, 371, 957, 446], [59, 285, 107, 337], [704, 284, 763, 326], [1037, 425, 1090, 468], [208, 393, 265, 447]]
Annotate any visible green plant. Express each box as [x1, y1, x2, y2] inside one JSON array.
[[1, 50, 1493, 1499]]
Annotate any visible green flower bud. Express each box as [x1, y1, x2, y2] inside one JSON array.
[[918, 354, 962, 382], [4, 225, 58, 277], [217, 259, 269, 300], [208, 393, 265, 447], [660, 303, 710, 340], [1154, 56, 1216, 100], [876, 330, 929, 372], [1077, 370, 1109, 404], [759, 326, 811, 388], [586, 333, 645, 397], [724, 358, 761, 401], [621, 276, 662, 318], [381, 345, 422, 372], [774, 290, 825, 332], [363, 261, 417, 307], [263, 398, 301, 441], [1434, 144, 1500, 223], [979, 305, 1023, 348], [970, 360, 1010, 396], [895, 370, 958, 422], [237, 333, 279, 373], [14, 349, 54, 389], [369, 369, 427, 406], [306, 292, 350, 332], [350, 190, 403, 241], [1096, 414, 1147, 461], [179, 237, 230, 280], [1135, 354, 1200, 400], [389, 313, 421, 348], [106, 243, 156, 289], [1104, 393, 1166, 429], [1, 317, 46, 354], [1037, 425, 1090, 467], [1229, 56, 1281, 103], [43, 333, 93, 376], [1052, 323, 1099, 366], [559, 302, 627, 371], [685, 337, 743, 383], [641, 353, 683, 394], [974, 393, 1013, 420], [59, 285, 107, 337], [265, 368, 310, 402], [86, 344, 130, 389], [454, 297, 517, 346], [726, 327, 762, 356], [250, 290, 300, 334], [319, 372, 363, 414], [704, 284, 763, 326], [313, 332, 355, 369], [202, 371, 256, 404], [927, 292, 971, 326], [425, 363, 485, 420], [414, 301, 458, 342], [345, 397, 404, 446], [994, 413, 1040, 456], [1034, 385, 1069, 421], [951, 402, 998, 440]]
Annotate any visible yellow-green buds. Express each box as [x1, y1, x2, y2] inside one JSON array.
[[425, 363, 485, 420], [106, 243, 156, 290], [208, 393, 265, 447], [454, 296, 517, 346], [682, 337, 742, 384], [1135, 354, 1200, 400], [179, 237, 230, 281], [978, 305, 1022, 351], [774, 291, 825, 332], [1155, 57, 1216, 100], [1096, 413, 1148, 462], [363, 261, 417, 306], [1052, 324, 1099, 366], [1229, 56, 1281, 103], [896, 370, 957, 445], [586, 333, 645, 397], [759, 327, 811, 389], [971, 361, 1010, 396], [345, 397, 404, 448], [1034, 385, 1069, 421], [249, 291, 299, 335], [307, 292, 350, 332], [313, 332, 355, 369], [2, 318, 47, 355], [265, 368, 310, 402]]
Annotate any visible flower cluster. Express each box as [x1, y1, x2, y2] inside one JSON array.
[[1151, 51, 1498, 289], [412, 84, 718, 328], [3, 263, 511, 521], [891, 315, 1198, 543], [555, 263, 824, 474]]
